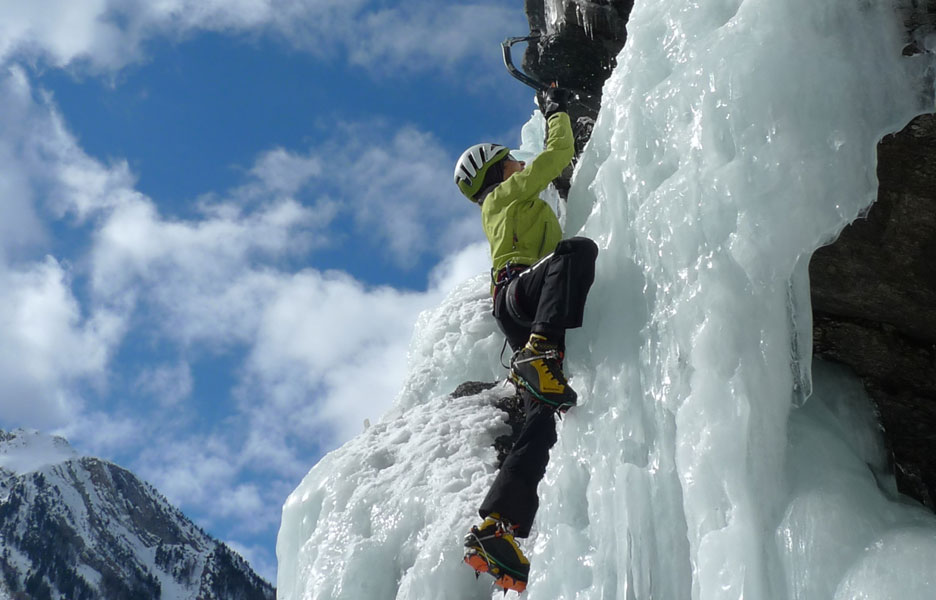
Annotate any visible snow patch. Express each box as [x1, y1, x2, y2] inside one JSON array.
[[0, 428, 78, 475]]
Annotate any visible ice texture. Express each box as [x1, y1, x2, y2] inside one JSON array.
[[277, 0, 936, 598]]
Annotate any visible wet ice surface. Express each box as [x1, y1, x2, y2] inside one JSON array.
[[278, 0, 936, 598]]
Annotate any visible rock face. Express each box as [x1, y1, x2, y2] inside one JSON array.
[[520, 0, 635, 195], [811, 115, 936, 508], [521, 0, 936, 508], [452, 382, 525, 468], [0, 429, 274, 600], [523, 0, 633, 99]]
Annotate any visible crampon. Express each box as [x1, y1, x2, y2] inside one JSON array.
[[464, 516, 529, 594], [464, 547, 527, 593]]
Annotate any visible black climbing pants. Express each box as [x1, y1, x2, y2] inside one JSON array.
[[480, 236, 598, 537], [479, 390, 557, 537], [493, 237, 599, 351]]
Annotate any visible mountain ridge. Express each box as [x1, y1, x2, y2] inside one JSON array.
[[0, 428, 273, 600]]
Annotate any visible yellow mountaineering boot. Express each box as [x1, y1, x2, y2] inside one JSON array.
[[509, 333, 577, 411], [464, 514, 530, 593]]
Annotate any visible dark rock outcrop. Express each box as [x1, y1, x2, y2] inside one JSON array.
[[524, 0, 632, 94], [451, 382, 525, 467], [811, 114, 936, 508], [451, 381, 498, 399], [522, 0, 634, 195]]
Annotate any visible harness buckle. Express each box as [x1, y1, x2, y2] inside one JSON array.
[[492, 261, 527, 289]]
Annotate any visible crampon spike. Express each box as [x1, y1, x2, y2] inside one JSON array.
[[464, 543, 528, 593]]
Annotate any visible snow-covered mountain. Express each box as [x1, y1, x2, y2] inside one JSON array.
[[276, 0, 936, 598], [0, 429, 274, 600]]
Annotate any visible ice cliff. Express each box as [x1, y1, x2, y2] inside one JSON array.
[[277, 0, 936, 598]]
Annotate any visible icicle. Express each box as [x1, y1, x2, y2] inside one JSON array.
[[788, 255, 814, 407], [544, 0, 568, 33]]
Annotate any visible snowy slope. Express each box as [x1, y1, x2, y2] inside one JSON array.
[[277, 0, 936, 598], [0, 429, 274, 600], [0, 429, 76, 476]]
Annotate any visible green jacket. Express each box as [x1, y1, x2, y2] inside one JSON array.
[[482, 112, 574, 277]]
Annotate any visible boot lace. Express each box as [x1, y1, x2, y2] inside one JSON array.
[[470, 516, 518, 543]]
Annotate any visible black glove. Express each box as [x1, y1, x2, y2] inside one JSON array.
[[537, 86, 571, 119]]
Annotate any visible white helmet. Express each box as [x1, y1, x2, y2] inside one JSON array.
[[454, 143, 511, 202]]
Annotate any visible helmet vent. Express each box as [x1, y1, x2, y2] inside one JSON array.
[[459, 165, 473, 183]]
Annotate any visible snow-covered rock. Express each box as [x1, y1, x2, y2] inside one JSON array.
[[0, 429, 273, 600]]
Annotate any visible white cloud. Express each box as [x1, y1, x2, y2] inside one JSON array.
[[301, 123, 482, 266], [0, 64, 483, 449], [0, 1, 522, 77], [242, 271, 425, 443], [0, 258, 124, 429], [0, 0, 125, 69], [351, 5, 520, 71], [216, 483, 267, 523], [428, 239, 490, 293], [236, 241, 489, 449], [0, 66, 136, 229], [0, 69, 58, 256], [53, 411, 144, 457], [0, 63, 496, 571], [135, 362, 194, 407], [89, 196, 328, 329], [0, 68, 131, 431], [248, 147, 323, 196], [114, 242, 489, 553], [0, 153, 44, 259]]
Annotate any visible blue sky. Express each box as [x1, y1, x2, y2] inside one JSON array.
[[0, 0, 534, 582]]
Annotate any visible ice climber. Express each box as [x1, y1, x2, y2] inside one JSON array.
[[453, 86, 598, 593]]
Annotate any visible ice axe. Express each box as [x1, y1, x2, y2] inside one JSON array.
[[501, 35, 550, 92], [502, 34, 588, 203], [501, 35, 593, 100]]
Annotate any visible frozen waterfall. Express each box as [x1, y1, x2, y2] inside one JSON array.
[[277, 0, 936, 598]]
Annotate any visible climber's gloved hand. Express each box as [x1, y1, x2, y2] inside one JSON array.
[[537, 86, 571, 119]]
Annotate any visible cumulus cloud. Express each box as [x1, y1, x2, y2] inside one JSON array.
[[0, 1, 521, 77], [0, 63, 494, 564], [350, 4, 519, 71], [0, 68, 131, 432], [0, 68, 59, 256], [338, 126, 477, 263], [0, 66, 136, 230], [248, 147, 323, 196], [0, 258, 124, 429], [54, 411, 144, 458], [136, 435, 240, 507], [0, 70, 47, 257], [259, 123, 482, 267], [0, 0, 126, 69], [89, 196, 329, 341], [135, 362, 194, 407], [237, 241, 489, 457], [122, 240, 488, 551]]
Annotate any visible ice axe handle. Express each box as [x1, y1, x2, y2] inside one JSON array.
[[501, 36, 549, 92]]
